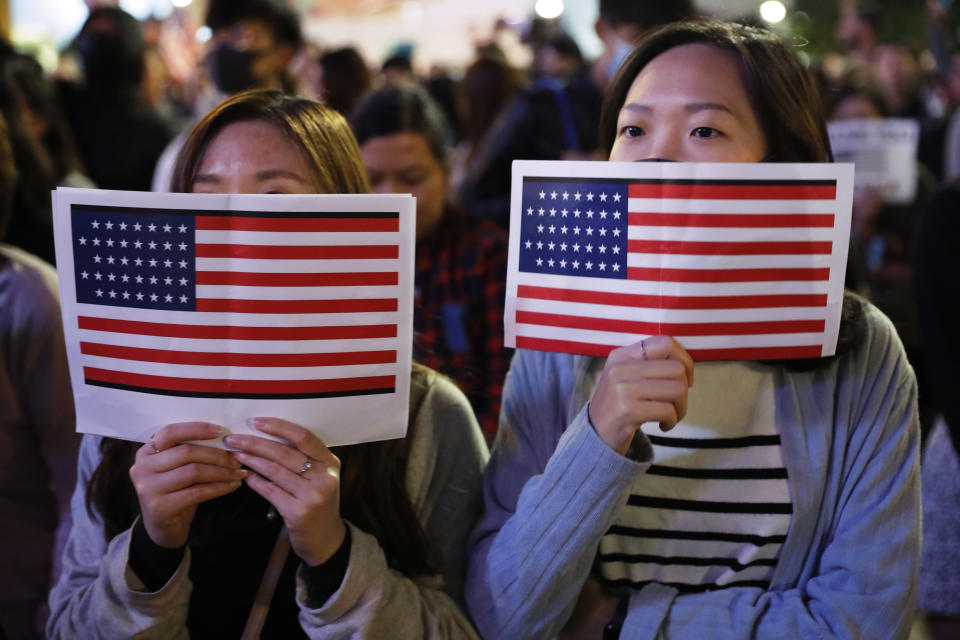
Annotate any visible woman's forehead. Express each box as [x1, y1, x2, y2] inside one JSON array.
[[622, 44, 753, 115]]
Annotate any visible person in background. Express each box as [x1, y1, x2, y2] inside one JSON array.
[[588, 0, 698, 96], [203, 0, 301, 98], [467, 20, 920, 639], [380, 53, 416, 85], [0, 45, 92, 264], [314, 47, 371, 117], [457, 0, 696, 227], [836, 0, 881, 80], [57, 7, 173, 192], [825, 82, 937, 431], [351, 83, 510, 442], [151, 0, 302, 192], [0, 112, 79, 640], [47, 90, 487, 639], [424, 66, 463, 147], [871, 39, 949, 179], [914, 176, 960, 640], [448, 51, 518, 197]]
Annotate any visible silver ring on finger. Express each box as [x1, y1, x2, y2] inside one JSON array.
[[148, 438, 160, 454], [296, 457, 313, 476]]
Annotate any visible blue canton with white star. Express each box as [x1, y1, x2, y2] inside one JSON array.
[[72, 205, 197, 311], [518, 180, 629, 279]]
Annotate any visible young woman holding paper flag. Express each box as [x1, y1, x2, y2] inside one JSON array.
[[466, 20, 920, 640], [48, 91, 488, 639]]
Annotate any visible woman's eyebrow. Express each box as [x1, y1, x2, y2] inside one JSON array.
[[192, 173, 222, 184], [684, 102, 733, 114], [620, 101, 732, 115], [255, 169, 308, 183], [621, 102, 652, 114]]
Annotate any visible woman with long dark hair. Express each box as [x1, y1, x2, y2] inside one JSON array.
[[466, 20, 919, 640], [48, 90, 487, 639]]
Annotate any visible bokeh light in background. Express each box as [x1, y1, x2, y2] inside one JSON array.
[[195, 25, 212, 44], [534, 0, 565, 21], [760, 0, 788, 24], [119, 0, 174, 21], [2, 0, 925, 75]]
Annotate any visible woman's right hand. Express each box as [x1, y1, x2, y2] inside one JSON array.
[[129, 422, 246, 548], [588, 335, 694, 456]]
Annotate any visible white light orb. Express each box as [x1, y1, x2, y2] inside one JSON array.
[[760, 1, 787, 24], [195, 26, 212, 43], [535, 0, 564, 20], [172, 0, 192, 8]]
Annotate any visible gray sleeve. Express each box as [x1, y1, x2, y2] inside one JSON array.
[[295, 376, 488, 639], [465, 349, 650, 639], [46, 435, 193, 640], [25, 296, 81, 583]]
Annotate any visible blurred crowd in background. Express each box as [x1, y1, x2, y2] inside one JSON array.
[[2, 0, 960, 638]]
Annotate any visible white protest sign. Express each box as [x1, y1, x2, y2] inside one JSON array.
[[505, 160, 854, 362], [53, 187, 415, 446], [828, 118, 920, 204]]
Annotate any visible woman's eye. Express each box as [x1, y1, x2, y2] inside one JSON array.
[[620, 125, 644, 138], [399, 172, 427, 187], [692, 127, 722, 139]]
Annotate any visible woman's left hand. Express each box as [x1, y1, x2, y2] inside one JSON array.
[[225, 418, 346, 566]]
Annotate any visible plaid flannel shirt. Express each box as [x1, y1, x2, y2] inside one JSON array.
[[413, 209, 510, 441]]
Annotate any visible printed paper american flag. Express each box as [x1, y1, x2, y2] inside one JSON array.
[[505, 161, 854, 361], [53, 188, 415, 446]]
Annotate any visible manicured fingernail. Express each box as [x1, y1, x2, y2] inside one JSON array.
[[224, 435, 239, 449], [208, 424, 222, 436], [236, 469, 248, 478], [246, 417, 265, 430]]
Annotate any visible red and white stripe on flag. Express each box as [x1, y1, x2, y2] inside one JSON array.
[[53, 188, 415, 446], [505, 161, 854, 362], [75, 212, 402, 399]]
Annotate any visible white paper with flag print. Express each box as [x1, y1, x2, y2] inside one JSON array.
[[505, 160, 854, 362], [52, 187, 415, 446]]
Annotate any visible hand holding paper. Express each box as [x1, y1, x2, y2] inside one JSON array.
[[130, 422, 243, 549], [588, 336, 694, 455], [228, 418, 346, 567]]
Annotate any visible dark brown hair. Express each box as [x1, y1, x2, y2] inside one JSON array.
[[170, 89, 369, 194], [599, 19, 833, 163], [0, 113, 18, 240], [350, 82, 452, 172], [316, 47, 372, 117], [89, 91, 436, 576]]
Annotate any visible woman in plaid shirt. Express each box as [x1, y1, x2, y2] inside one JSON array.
[[351, 84, 511, 441]]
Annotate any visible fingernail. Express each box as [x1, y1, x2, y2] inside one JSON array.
[[224, 435, 239, 449], [246, 417, 265, 430], [208, 424, 222, 436], [236, 469, 248, 478]]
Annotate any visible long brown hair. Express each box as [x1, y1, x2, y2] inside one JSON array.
[[88, 90, 435, 576]]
